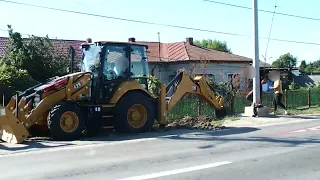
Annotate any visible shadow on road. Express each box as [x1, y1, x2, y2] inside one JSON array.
[[76, 127, 260, 143], [160, 133, 320, 148], [0, 140, 74, 152], [1, 127, 260, 151], [2, 125, 319, 152], [286, 115, 320, 120]]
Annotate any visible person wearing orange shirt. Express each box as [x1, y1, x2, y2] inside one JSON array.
[[270, 78, 288, 115]]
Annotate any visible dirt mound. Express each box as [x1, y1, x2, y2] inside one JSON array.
[[165, 116, 226, 130]]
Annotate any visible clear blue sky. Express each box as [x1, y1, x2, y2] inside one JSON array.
[[0, 0, 319, 65]]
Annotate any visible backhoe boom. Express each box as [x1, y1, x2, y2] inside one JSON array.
[[158, 70, 226, 125]]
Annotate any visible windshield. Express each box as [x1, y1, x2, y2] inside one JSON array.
[[131, 45, 149, 77], [81, 45, 101, 73]]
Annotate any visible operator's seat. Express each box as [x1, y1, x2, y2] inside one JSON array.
[[114, 56, 129, 77]]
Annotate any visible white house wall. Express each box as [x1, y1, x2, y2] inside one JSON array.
[[149, 61, 249, 85]]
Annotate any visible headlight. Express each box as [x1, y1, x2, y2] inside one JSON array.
[[0, 108, 6, 116], [34, 94, 41, 107]]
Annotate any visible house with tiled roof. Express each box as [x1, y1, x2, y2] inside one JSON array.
[[130, 37, 258, 84], [0, 36, 272, 85]]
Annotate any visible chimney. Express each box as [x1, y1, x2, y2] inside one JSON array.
[[86, 38, 92, 43], [186, 37, 193, 45], [128, 37, 136, 42]]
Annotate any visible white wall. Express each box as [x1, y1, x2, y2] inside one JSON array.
[[149, 61, 249, 85]]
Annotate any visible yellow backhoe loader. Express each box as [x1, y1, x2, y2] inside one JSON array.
[[0, 41, 226, 144]]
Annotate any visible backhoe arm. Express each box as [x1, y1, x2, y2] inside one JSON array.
[[158, 70, 225, 125]]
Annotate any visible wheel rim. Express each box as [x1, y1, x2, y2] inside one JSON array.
[[60, 111, 79, 133], [127, 104, 147, 129]]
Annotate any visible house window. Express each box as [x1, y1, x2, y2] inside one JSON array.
[[227, 73, 238, 81], [206, 74, 215, 81], [169, 74, 176, 82], [227, 73, 246, 89]]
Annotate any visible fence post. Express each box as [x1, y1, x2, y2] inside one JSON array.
[[285, 89, 288, 108], [308, 88, 311, 108], [2, 94, 4, 106]]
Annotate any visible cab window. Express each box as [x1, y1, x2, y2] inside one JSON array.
[[130, 45, 149, 78], [103, 45, 129, 80]]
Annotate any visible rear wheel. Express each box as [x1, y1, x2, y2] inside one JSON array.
[[47, 102, 85, 140], [114, 92, 156, 133]]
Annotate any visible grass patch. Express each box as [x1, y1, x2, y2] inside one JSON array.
[[272, 105, 320, 115]]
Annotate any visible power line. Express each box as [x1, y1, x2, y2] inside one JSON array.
[[0, 0, 249, 38], [0, 0, 319, 46], [202, 0, 320, 21], [0, 28, 30, 36], [263, 0, 278, 66]]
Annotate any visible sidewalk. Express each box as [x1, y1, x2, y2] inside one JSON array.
[[222, 114, 320, 128]]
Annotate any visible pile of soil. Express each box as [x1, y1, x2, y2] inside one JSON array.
[[165, 116, 226, 130]]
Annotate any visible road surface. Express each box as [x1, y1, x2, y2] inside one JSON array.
[[0, 118, 320, 180]]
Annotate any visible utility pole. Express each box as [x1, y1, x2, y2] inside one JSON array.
[[253, 0, 260, 104], [157, 32, 161, 60]]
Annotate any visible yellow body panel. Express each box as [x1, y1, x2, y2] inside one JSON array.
[[0, 106, 29, 144], [109, 80, 153, 104], [158, 84, 167, 125]]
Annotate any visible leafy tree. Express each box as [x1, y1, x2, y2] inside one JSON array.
[[1, 25, 70, 82], [194, 39, 232, 53], [305, 64, 314, 74], [272, 53, 297, 68], [300, 60, 307, 68], [299, 59, 320, 74], [0, 64, 38, 93]]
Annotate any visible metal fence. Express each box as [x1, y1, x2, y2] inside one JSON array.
[[167, 88, 320, 120]]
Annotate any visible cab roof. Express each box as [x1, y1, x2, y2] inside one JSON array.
[[80, 41, 148, 47]]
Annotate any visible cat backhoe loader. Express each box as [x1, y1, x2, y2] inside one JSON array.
[[0, 40, 226, 144]]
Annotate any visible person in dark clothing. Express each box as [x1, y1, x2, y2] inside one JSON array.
[[246, 78, 267, 103], [245, 78, 267, 117]]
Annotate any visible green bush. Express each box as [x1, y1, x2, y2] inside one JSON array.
[[0, 64, 38, 93]]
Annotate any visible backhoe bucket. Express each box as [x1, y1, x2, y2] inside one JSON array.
[[0, 106, 29, 144]]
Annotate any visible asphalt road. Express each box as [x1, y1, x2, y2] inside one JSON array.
[[1, 118, 320, 180]]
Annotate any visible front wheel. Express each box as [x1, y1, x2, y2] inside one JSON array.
[[114, 92, 156, 133], [47, 102, 85, 140]]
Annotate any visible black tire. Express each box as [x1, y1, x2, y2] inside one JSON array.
[[47, 102, 85, 141], [114, 92, 156, 133], [28, 125, 50, 137], [215, 108, 227, 119]]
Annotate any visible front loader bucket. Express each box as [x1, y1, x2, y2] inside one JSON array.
[[0, 107, 29, 144]]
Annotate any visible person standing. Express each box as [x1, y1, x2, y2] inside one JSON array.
[[245, 77, 267, 117], [246, 77, 267, 103], [270, 78, 288, 115]]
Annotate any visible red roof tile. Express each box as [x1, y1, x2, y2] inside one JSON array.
[[0, 37, 252, 64], [133, 41, 251, 63]]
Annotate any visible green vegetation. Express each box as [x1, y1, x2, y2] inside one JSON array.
[[272, 53, 298, 68], [193, 39, 232, 53], [0, 25, 71, 96], [299, 59, 320, 74]]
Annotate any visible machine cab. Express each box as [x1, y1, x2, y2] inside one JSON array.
[[80, 41, 150, 102]]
